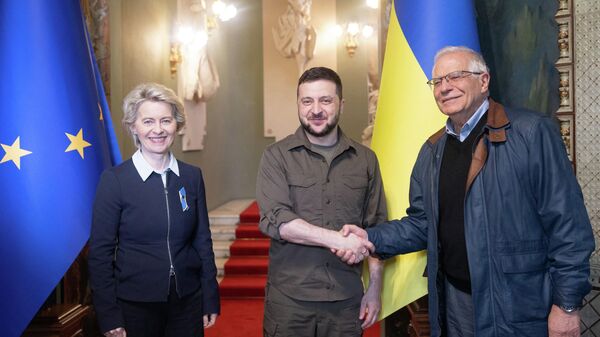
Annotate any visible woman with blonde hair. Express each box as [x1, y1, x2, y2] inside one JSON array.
[[89, 83, 219, 337]]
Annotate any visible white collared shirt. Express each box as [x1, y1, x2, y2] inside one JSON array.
[[132, 149, 180, 187], [445, 99, 489, 142]]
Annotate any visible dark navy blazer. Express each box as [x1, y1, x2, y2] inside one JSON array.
[[89, 159, 220, 333]]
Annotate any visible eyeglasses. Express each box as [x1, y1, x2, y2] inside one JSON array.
[[426, 70, 483, 88]]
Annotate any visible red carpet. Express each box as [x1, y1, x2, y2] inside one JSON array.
[[218, 203, 268, 298], [205, 299, 265, 337], [239, 201, 260, 223], [209, 202, 380, 336]]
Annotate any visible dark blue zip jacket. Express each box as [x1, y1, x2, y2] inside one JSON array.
[[89, 159, 220, 333], [368, 100, 594, 336]]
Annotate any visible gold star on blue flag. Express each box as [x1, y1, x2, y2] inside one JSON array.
[[0, 2, 121, 336], [65, 128, 92, 159], [1, 137, 32, 169]]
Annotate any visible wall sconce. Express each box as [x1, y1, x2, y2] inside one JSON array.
[[209, 0, 238, 30], [169, 43, 182, 77], [329, 22, 375, 57], [322, 0, 377, 57], [365, 0, 379, 9], [169, 0, 237, 78]]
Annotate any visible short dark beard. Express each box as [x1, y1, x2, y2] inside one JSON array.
[[300, 112, 340, 138]]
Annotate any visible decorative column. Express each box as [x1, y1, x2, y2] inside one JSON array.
[[555, 0, 576, 166]]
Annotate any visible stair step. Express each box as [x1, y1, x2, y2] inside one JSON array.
[[210, 224, 237, 241], [235, 224, 266, 239], [224, 256, 269, 275], [215, 257, 227, 277], [212, 232, 236, 242], [239, 202, 260, 223], [219, 275, 267, 297], [211, 223, 237, 232], [239, 214, 259, 223], [209, 199, 255, 226], [238, 222, 259, 226], [213, 240, 232, 258], [229, 239, 270, 256]]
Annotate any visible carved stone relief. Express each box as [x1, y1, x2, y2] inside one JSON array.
[[555, 0, 576, 167], [557, 65, 573, 113], [557, 16, 573, 65], [272, 0, 317, 76]]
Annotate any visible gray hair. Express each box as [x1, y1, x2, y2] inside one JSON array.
[[432, 46, 490, 77], [122, 83, 185, 148]]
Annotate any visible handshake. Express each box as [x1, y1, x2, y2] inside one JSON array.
[[331, 225, 374, 265]]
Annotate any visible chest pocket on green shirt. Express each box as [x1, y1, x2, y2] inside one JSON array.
[[287, 174, 319, 221], [336, 175, 368, 224]]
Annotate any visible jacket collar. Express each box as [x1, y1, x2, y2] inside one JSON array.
[[132, 149, 180, 182], [486, 98, 509, 142], [428, 98, 509, 144], [286, 126, 354, 154]]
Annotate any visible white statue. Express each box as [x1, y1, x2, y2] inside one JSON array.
[[272, 0, 317, 75], [179, 44, 220, 102], [177, 0, 221, 151]]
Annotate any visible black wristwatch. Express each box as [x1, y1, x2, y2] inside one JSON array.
[[559, 304, 581, 313]]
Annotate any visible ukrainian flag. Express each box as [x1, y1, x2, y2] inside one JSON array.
[[0, 1, 120, 335], [372, 0, 480, 319]]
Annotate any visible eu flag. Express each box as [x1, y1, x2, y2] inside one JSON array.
[[0, 1, 121, 336], [369, 0, 480, 319]]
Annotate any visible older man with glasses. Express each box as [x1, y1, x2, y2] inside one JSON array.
[[337, 46, 594, 337]]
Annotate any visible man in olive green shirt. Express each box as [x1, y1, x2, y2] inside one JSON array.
[[256, 67, 387, 337]]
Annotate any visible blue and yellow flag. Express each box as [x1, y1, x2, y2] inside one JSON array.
[[0, 1, 121, 335], [372, 0, 480, 319]]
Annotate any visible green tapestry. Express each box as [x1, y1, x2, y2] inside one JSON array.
[[475, 0, 560, 115]]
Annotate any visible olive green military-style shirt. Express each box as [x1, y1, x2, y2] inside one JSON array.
[[256, 127, 387, 302]]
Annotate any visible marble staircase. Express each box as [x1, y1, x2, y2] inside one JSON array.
[[207, 199, 255, 281]]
